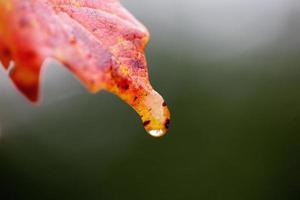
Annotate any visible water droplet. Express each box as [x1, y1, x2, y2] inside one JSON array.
[[147, 129, 165, 137]]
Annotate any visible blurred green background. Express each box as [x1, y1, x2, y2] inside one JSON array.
[[0, 0, 299, 199]]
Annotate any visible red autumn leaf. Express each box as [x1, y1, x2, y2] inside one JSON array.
[[0, 0, 170, 136]]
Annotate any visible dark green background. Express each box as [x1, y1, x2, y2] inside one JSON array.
[[0, 0, 299, 199]]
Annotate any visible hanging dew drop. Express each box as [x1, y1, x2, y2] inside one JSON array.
[[147, 129, 165, 137]]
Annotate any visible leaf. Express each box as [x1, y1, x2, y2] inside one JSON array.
[[0, 0, 170, 136]]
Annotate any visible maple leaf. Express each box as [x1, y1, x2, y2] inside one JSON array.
[[0, 0, 170, 136]]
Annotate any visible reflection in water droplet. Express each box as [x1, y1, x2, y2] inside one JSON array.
[[147, 129, 165, 137]]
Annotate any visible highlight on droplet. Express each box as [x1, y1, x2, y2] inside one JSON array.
[[147, 129, 165, 137]]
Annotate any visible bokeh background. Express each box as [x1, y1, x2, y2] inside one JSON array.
[[0, 0, 299, 199]]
